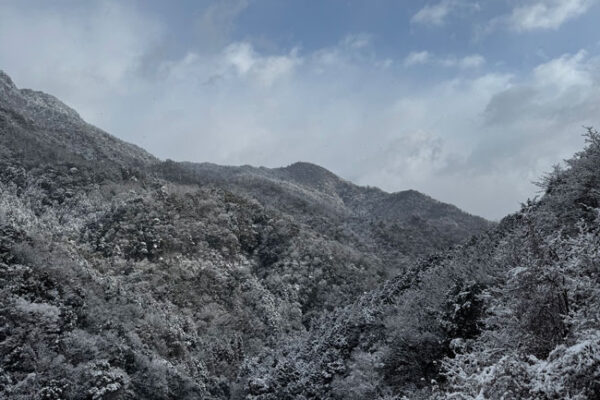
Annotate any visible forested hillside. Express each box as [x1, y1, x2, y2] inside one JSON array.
[[0, 70, 489, 399], [1, 69, 599, 399]]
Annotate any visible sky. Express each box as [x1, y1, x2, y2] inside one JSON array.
[[1, 0, 599, 220]]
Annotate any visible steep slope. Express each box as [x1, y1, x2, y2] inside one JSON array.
[[0, 70, 491, 399], [0, 70, 156, 171]]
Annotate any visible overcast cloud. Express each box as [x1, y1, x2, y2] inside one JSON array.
[[0, 0, 599, 220]]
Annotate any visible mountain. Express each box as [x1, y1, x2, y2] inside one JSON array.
[[0, 70, 493, 399], [0, 69, 489, 267], [158, 160, 491, 271], [4, 70, 596, 399]]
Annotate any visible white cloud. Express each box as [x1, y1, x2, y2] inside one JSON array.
[[222, 43, 302, 86], [457, 54, 486, 69], [411, 0, 480, 26], [476, 51, 598, 190], [509, 0, 596, 31], [440, 54, 486, 69], [532, 50, 591, 88], [411, 0, 458, 26], [405, 52, 485, 69], [404, 51, 431, 66], [341, 33, 372, 49], [484, 51, 597, 128]]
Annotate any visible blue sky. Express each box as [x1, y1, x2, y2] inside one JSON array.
[[1, 0, 600, 219]]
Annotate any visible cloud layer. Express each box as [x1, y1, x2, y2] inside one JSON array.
[[509, 0, 596, 31], [0, 1, 598, 220]]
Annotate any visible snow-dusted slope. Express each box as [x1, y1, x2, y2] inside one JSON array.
[[0, 70, 156, 167], [0, 69, 505, 399]]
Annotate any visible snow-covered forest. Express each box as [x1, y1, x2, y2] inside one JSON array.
[[1, 65, 600, 399]]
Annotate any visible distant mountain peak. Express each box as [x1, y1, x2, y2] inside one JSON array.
[[281, 161, 348, 182], [282, 161, 337, 176], [390, 189, 429, 200], [285, 161, 325, 169]]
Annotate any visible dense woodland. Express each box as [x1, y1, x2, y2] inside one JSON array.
[[1, 69, 599, 399]]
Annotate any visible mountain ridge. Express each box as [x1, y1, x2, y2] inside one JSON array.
[[0, 69, 527, 399], [1, 70, 489, 231]]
